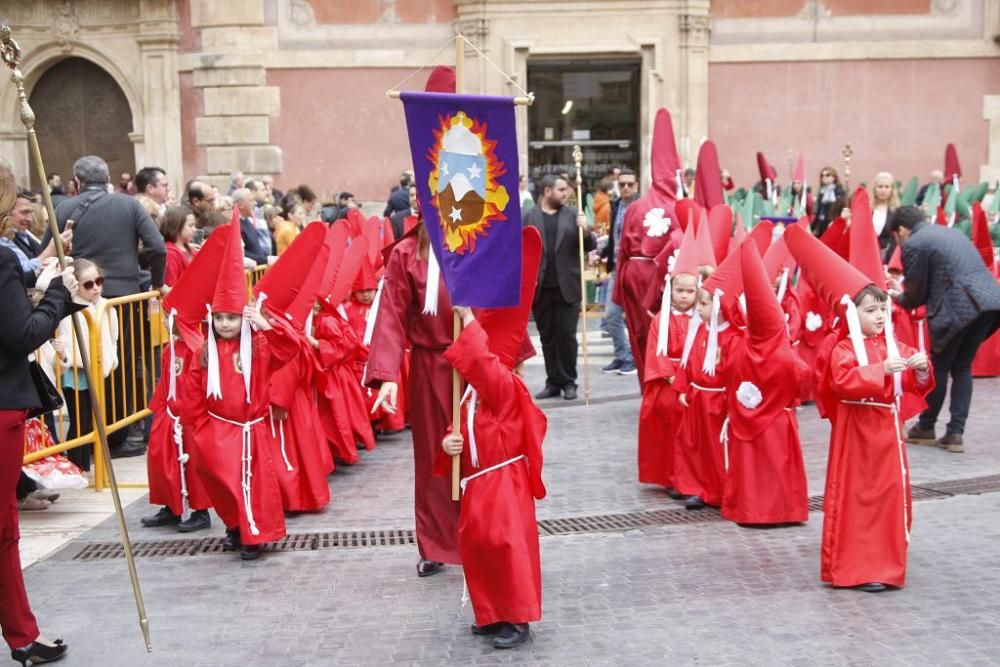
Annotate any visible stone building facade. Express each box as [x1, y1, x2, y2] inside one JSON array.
[[0, 0, 997, 199]]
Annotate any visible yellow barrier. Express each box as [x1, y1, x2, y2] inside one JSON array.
[[23, 267, 269, 491]]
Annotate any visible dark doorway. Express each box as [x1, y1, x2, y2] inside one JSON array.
[[527, 59, 641, 194], [28, 57, 135, 189]]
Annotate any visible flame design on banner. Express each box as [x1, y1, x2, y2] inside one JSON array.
[[425, 111, 510, 254]]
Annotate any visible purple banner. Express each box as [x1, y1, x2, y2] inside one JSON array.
[[401, 91, 522, 308]]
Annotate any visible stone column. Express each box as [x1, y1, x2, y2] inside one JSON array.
[[678, 6, 711, 168], [189, 0, 282, 188], [983, 95, 1000, 184], [136, 5, 183, 192]]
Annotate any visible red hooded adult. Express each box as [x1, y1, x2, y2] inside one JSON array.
[[614, 107, 684, 384], [694, 140, 725, 211]]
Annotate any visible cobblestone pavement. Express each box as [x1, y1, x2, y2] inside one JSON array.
[[17, 325, 1000, 665]]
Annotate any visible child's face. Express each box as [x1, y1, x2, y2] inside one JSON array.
[[77, 267, 103, 303], [671, 273, 698, 311], [181, 214, 197, 244], [857, 293, 887, 337], [213, 312, 242, 339], [696, 289, 715, 323], [354, 289, 376, 305]]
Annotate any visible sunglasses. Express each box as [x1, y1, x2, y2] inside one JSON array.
[[82, 277, 105, 290], [821, 172, 834, 177], [619, 181, 637, 188]]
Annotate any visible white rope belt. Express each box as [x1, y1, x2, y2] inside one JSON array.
[[629, 256, 654, 262], [719, 407, 794, 473], [668, 357, 681, 363], [166, 407, 190, 519], [840, 399, 910, 544], [459, 455, 525, 495], [689, 382, 725, 393], [209, 411, 265, 536], [268, 406, 294, 472]]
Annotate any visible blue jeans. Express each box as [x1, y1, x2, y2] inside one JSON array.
[[604, 273, 633, 365]]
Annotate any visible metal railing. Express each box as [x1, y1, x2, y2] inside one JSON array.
[[22, 268, 268, 490]]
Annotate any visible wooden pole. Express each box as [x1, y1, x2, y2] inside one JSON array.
[[0, 25, 151, 652], [572, 145, 590, 405], [842, 143, 853, 193], [450, 33, 465, 501]]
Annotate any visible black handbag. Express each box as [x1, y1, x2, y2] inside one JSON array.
[[27, 359, 64, 419]]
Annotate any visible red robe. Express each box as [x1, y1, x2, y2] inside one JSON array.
[[795, 278, 830, 403], [314, 309, 374, 464], [673, 323, 742, 506], [268, 324, 333, 512], [365, 236, 461, 564], [820, 336, 934, 588], [344, 299, 407, 432], [721, 327, 810, 525], [637, 310, 692, 488], [147, 341, 211, 516], [181, 329, 297, 545], [436, 322, 546, 625]]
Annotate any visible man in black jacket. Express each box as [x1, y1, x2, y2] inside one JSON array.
[[523, 175, 596, 400], [889, 206, 1000, 452]]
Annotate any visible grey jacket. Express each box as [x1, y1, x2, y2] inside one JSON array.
[[46, 185, 166, 296], [897, 221, 1000, 351]]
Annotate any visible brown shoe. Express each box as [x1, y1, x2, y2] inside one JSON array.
[[906, 425, 936, 445], [937, 433, 964, 453]]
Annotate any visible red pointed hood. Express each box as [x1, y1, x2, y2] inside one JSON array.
[[762, 235, 793, 283], [756, 151, 777, 182], [650, 107, 683, 201], [285, 231, 332, 328], [847, 187, 886, 289], [694, 140, 724, 210], [326, 239, 368, 308], [820, 216, 850, 260], [425, 65, 456, 93], [707, 204, 732, 264], [318, 224, 350, 297], [784, 224, 873, 311], [673, 212, 717, 277], [161, 219, 230, 350], [633, 108, 683, 259], [702, 239, 744, 319], [353, 254, 378, 293], [254, 221, 327, 315], [747, 220, 774, 257], [728, 212, 749, 256], [211, 208, 249, 314], [741, 239, 785, 343], [972, 202, 994, 269], [674, 199, 703, 233], [944, 143, 962, 183], [793, 153, 805, 182], [362, 215, 383, 267], [476, 227, 542, 368]]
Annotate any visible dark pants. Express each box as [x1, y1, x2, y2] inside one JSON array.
[[15, 473, 35, 501], [1, 410, 40, 649], [105, 299, 151, 449], [919, 313, 997, 435], [532, 287, 580, 390]]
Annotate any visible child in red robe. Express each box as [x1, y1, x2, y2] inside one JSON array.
[[674, 247, 744, 509], [637, 219, 710, 493], [785, 224, 933, 592], [177, 212, 297, 560], [437, 227, 546, 650], [721, 240, 809, 525]]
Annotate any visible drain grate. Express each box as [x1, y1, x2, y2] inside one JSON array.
[[917, 474, 1000, 497], [70, 472, 998, 562]]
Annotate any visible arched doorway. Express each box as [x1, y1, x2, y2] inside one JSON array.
[[28, 57, 135, 190]]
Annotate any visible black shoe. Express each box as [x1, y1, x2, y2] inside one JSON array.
[[177, 509, 211, 533], [471, 622, 505, 636], [110, 441, 146, 459], [684, 496, 706, 510], [222, 528, 241, 551], [666, 487, 686, 500], [417, 559, 444, 577], [534, 386, 561, 400], [11, 639, 67, 666], [562, 385, 578, 401], [140, 507, 180, 528], [240, 544, 261, 561], [856, 582, 887, 593], [493, 623, 530, 649]]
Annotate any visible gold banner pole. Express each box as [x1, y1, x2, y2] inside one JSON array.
[[0, 25, 152, 652], [842, 143, 853, 194], [572, 145, 591, 406]]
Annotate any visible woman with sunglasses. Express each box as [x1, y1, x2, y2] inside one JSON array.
[[811, 166, 846, 237], [53, 258, 119, 473]]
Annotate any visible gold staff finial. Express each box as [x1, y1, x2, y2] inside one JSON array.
[[842, 143, 853, 191]]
